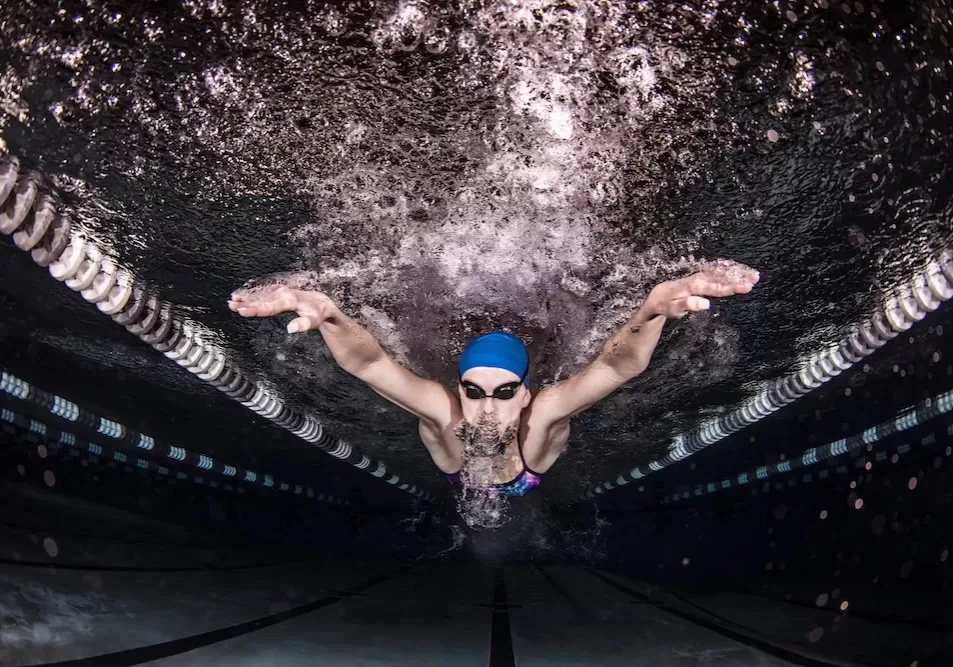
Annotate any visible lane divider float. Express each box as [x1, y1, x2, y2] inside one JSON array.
[[663, 389, 953, 503], [0, 393, 350, 504], [582, 244, 953, 500], [0, 154, 431, 500]]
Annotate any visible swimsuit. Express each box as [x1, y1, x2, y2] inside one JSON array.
[[446, 442, 543, 497]]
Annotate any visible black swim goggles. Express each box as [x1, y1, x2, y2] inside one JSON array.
[[460, 367, 528, 400]]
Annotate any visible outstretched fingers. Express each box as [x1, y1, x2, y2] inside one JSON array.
[[229, 290, 299, 318], [688, 274, 756, 298], [227, 291, 247, 311]]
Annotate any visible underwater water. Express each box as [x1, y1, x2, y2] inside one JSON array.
[[1, 0, 952, 664]]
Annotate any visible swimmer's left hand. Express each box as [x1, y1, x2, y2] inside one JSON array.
[[645, 265, 759, 320]]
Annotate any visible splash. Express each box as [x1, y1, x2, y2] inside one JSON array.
[[453, 412, 517, 459], [459, 493, 613, 561], [395, 505, 429, 536], [455, 485, 510, 530], [279, 0, 747, 392], [454, 450, 514, 530]]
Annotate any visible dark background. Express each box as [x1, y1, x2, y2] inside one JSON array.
[[1, 0, 952, 665]]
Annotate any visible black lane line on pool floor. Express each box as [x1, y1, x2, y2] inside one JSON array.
[[742, 588, 953, 630], [0, 548, 317, 573], [0, 556, 210, 573], [35, 564, 414, 667], [534, 564, 590, 623], [580, 566, 862, 667], [0, 516, 182, 547], [488, 567, 516, 667], [597, 561, 953, 631], [0, 515, 324, 569]]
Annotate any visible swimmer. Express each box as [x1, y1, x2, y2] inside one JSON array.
[[228, 268, 758, 496]]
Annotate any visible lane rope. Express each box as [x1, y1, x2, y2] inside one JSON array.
[[0, 154, 431, 500], [582, 244, 953, 500], [662, 389, 953, 504], [0, 395, 351, 503]]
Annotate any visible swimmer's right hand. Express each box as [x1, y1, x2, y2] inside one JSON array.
[[228, 286, 340, 334]]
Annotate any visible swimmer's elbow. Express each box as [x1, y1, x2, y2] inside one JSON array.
[[596, 349, 648, 382], [535, 358, 631, 426], [346, 348, 388, 378]]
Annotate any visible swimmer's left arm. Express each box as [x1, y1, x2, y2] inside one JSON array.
[[530, 304, 665, 431], [533, 269, 760, 429]]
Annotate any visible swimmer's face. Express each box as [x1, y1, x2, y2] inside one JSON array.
[[456, 367, 531, 456]]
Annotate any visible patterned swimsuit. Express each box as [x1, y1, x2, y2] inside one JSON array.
[[446, 444, 543, 497]]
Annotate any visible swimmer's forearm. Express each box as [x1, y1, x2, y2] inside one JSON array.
[[598, 304, 667, 380], [316, 310, 386, 376]]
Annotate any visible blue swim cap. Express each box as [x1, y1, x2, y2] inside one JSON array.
[[458, 331, 529, 385]]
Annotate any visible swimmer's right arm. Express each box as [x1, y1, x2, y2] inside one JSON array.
[[228, 286, 455, 430]]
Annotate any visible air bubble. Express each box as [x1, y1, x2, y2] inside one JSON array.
[[457, 31, 476, 52], [83, 572, 104, 589], [43, 537, 58, 557], [424, 26, 451, 54], [321, 7, 348, 37]]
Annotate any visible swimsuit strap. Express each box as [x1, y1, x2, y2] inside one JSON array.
[[516, 437, 543, 477], [445, 436, 544, 495]]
